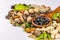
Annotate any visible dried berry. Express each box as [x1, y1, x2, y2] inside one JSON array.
[[34, 16, 50, 25]]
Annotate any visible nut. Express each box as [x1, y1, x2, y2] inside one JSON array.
[[28, 9, 34, 13], [34, 8, 39, 13], [27, 16, 32, 22], [56, 23, 60, 32], [24, 10, 29, 15]]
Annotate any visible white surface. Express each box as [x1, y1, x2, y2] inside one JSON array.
[[0, 0, 60, 40]]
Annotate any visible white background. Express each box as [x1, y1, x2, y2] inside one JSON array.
[[0, 0, 60, 40]]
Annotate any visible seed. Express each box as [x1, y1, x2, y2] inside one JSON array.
[[23, 4, 27, 6], [11, 5, 15, 9]]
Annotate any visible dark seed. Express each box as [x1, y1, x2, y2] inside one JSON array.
[[23, 4, 27, 6], [11, 5, 15, 9], [38, 22, 42, 25], [6, 16, 10, 19]]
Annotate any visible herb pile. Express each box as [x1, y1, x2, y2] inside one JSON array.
[[6, 4, 60, 40]]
